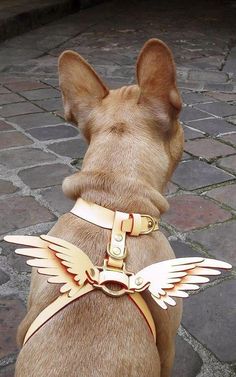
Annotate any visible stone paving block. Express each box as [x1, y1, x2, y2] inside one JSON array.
[[0, 86, 10, 94], [18, 163, 74, 189], [33, 97, 62, 112], [217, 155, 236, 175], [206, 92, 236, 102], [41, 78, 59, 88], [181, 152, 192, 161], [0, 180, 18, 195], [170, 240, 204, 261], [5, 80, 47, 92], [203, 82, 234, 92], [0, 196, 55, 235], [225, 115, 236, 125], [172, 160, 234, 190], [183, 125, 204, 140], [188, 220, 236, 265], [0, 364, 15, 377], [165, 182, 179, 196], [163, 195, 231, 231], [205, 183, 236, 209], [40, 185, 73, 215], [182, 279, 236, 362], [0, 93, 25, 105], [195, 102, 236, 117], [0, 296, 25, 358], [182, 92, 216, 105], [1, 241, 31, 274], [185, 118, 236, 136], [188, 70, 228, 83], [0, 102, 41, 117], [8, 112, 63, 129], [0, 148, 56, 169], [184, 138, 235, 159], [0, 120, 14, 131], [171, 335, 202, 377], [178, 81, 204, 91], [0, 131, 33, 149], [0, 48, 41, 72], [27, 124, 78, 141], [4, 33, 69, 54], [220, 133, 236, 147], [48, 139, 88, 159], [21, 88, 61, 101], [0, 268, 10, 285], [180, 106, 209, 122]]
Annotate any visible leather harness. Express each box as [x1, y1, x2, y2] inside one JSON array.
[[24, 199, 159, 344]]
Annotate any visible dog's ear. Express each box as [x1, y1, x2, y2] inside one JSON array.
[[58, 50, 109, 128], [136, 39, 182, 130]]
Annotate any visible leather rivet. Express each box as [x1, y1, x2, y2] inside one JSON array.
[[114, 234, 123, 242], [112, 247, 121, 256], [135, 277, 143, 286]]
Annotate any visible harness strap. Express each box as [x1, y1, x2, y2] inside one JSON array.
[[24, 284, 94, 344], [23, 287, 156, 344], [108, 211, 129, 268]]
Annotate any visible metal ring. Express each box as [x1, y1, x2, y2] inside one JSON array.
[[100, 284, 127, 297], [140, 215, 156, 234]]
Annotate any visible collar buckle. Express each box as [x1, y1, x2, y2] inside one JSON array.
[[140, 215, 159, 234]]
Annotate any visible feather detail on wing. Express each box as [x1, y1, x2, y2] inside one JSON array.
[[4, 235, 96, 297], [129, 257, 232, 309]]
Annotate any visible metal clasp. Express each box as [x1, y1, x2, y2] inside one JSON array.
[[87, 260, 134, 297], [140, 215, 158, 234]]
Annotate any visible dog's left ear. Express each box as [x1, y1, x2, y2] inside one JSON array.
[[58, 50, 109, 129], [136, 39, 182, 130]]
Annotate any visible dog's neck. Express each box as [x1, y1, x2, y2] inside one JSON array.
[[63, 169, 169, 217]]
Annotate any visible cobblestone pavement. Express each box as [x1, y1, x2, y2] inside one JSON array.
[[0, 1, 236, 376]]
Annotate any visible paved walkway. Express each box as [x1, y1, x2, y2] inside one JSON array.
[[0, 1, 235, 376]]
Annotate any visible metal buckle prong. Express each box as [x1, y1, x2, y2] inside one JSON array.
[[140, 215, 158, 234]]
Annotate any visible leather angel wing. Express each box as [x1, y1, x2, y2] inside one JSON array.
[[4, 234, 97, 297], [129, 257, 232, 309]]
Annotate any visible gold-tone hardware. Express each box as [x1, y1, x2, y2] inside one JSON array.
[[112, 247, 121, 256], [114, 234, 123, 242], [107, 243, 127, 260], [140, 215, 158, 234], [135, 276, 144, 286], [97, 285, 132, 297], [91, 260, 134, 297]]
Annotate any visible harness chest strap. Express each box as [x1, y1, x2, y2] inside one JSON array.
[[24, 286, 156, 345]]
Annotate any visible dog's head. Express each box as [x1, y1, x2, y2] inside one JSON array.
[[58, 39, 184, 200]]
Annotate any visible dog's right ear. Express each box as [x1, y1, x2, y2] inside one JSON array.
[[136, 39, 182, 130], [58, 51, 109, 131]]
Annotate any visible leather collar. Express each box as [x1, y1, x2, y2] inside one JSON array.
[[71, 198, 159, 236]]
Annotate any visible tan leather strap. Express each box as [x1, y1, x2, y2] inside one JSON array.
[[23, 286, 156, 344], [70, 198, 159, 236], [129, 293, 156, 341], [23, 284, 94, 344], [107, 211, 129, 268]]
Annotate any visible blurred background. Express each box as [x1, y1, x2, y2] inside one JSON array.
[[0, 1, 235, 376]]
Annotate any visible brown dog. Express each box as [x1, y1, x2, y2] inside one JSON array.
[[14, 39, 184, 377]]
